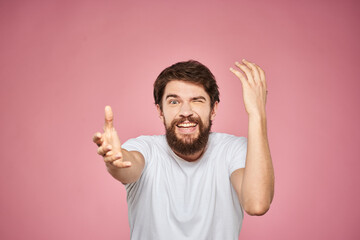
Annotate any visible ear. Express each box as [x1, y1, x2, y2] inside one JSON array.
[[156, 104, 165, 123], [210, 101, 218, 121]]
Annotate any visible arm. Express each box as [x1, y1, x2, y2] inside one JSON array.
[[104, 149, 145, 184], [230, 59, 275, 216], [93, 106, 145, 184]]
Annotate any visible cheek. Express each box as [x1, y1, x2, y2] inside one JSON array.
[[195, 107, 211, 119], [161, 113, 175, 128], [199, 111, 213, 126], [162, 107, 177, 121], [163, 117, 172, 128]]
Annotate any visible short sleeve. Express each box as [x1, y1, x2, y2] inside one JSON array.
[[228, 136, 248, 175], [122, 136, 153, 167]]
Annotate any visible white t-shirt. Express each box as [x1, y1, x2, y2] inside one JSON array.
[[122, 132, 247, 240]]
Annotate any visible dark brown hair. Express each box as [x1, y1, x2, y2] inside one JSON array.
[[154, 60, 220, 110]]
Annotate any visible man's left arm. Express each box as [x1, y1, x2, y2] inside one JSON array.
[[230, 59, 275, 216]]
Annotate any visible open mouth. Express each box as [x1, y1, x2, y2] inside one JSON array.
[[176, 122, 198, 128], [176, 121, 198, 134]]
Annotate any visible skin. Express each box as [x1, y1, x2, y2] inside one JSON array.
[[229, 59, 274, 216], [157, 80, 217, 161], [93, 106, 145, 184], [93, 59, 274, 215]]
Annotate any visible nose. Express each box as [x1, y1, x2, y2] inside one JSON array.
[[179, 101, 193, 118]]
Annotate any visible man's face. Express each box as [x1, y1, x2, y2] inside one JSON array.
[[157, 80, 218, 157]]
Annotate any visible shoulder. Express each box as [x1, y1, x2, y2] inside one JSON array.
[[209, 133, 248, 173], [124, 135, 165, 145], [122, 135, 167, 166], [208, 132, 247, 158], [210, 132, 247, 145], [122, 135, 166, 152]]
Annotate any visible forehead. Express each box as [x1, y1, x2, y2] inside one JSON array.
[[163, 80, 210, 100]]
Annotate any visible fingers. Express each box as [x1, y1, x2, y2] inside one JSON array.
[[93, 132, 103, 146], [95, 106, 129, 168], [242, 59, 261, 83], [234, 60, 254, 84], [256, 65, 267, 90], [113, 160, 132, 168], [104, 151, 121, 162], [230, 59, 266, 87], [97, 144, 112, 156], [230, 67, 247, 85], [103, 151, 132, 168], [104, 105, 114, 131]]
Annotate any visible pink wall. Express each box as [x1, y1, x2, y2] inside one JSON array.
[[1, 0, 359, 239]]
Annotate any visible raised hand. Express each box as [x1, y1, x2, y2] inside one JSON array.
[[93, 106, 131, 168], [230, 59, 267, 118]]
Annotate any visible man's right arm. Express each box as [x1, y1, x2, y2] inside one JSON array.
[[105, 149, 144, 184], [93, 106, 145, 184]]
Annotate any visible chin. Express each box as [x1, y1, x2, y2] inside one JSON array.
[[176, 131, 199, 142]]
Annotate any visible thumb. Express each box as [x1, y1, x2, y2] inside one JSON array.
[[104, 105, 114, 130]]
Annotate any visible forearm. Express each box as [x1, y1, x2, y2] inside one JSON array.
[[241, 114, 274, 215], [106, 149, 144, 184]]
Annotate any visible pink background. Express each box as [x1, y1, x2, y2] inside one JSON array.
[[1, 0, 359, 239]]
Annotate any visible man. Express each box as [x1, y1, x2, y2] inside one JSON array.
[[93, 59, 274, 240]]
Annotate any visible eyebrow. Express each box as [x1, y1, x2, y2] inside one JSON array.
[[165, 94, 207, 101], [191, 96, 206, 101], [165, 94, 179, 99]]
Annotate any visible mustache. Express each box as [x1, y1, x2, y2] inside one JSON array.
[[171, 116, 200, 126]]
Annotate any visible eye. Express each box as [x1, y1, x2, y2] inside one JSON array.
[[169, 99, 179, 104]]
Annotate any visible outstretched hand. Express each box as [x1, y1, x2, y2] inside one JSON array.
[[93, 106, 131, 168], [230, 59, 267, 118]]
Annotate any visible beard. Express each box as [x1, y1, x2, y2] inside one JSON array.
[[165, 115, 212, 156]]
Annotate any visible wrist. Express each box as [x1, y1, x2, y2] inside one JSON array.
[[248, 111, 267, 121], [248, 112, 268, 135]]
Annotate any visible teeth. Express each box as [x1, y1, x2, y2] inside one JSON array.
[[178, 122, 197, 128]]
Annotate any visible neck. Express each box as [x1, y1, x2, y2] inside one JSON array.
[[173, 147, 205, 162]]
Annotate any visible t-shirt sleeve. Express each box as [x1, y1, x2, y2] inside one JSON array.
[[228, 136, 248, 175], [122, 136, 152, 167]]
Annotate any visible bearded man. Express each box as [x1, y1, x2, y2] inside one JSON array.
[[93, 59, 274, 240]]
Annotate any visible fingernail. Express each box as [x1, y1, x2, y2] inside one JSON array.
[[107, 145, 112, 150], [115, 153, 121, 158], [235, 61, 240, 65], [125, 162, 131, 166], [242, 59, 246, 62]]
